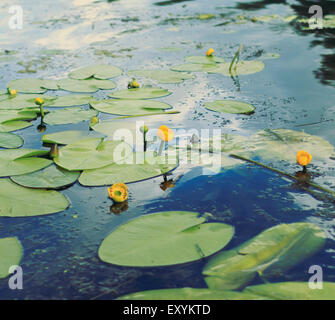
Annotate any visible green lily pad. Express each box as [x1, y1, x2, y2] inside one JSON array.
[[0, 121, 32, 133], [157, 47, 182, 52], [203, 223, 326, 291], [54, 138, 132, 171], [90, 99, 172, 115], [185, 56, 225, 64], [204, 100, 255, 114], [0, 94, 56, 110], [90, 120, 138, 141], [117, 287, 267, 300], [57, 78, 116, 93], [0, 132, 23, 149], [198, 14, 216, 20], [127, 70, 194, 84], [207, 60, 265, 76], [0, 178, 69, 217], [7, 79, 58, 94], [98, 211, 234, 267], [42, 130, 105, 145], [239, 129, 335, 163], [69, 64, 122, 80], [109, 87, 172, 100], [43, 107, 98, 125], [79, 152, 178, 186], [0, 149, 52, 177], [11, 165, 80, 189], [171, 63, 217, 72], [0, 237, 23, 278], [45, 95, 93, 107], [0, 109, 38, 123], [244, 282, 335, 300]]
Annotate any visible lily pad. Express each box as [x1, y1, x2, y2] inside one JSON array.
[[11, 165, 80, 189], [109, 87, 172, 100], [171, 63, 217, 72], [0, 149, 52, 177], [98, 211, 234, 267], [127, 70, 194, 84], [0, 109, 38, 123], [43, 107, 98, 125], [0, 237, 23, 278], [117, 287, 267, 300], [57, 78, 116, 93], [0, 94, 56, 110], [244, 282, 335, 300], [54, 138, 132, 171], [0, 132, 23, 149], [79, 152, 178, 186], [69, 64, 122, 80], [204, 100, 255, 114], [45, 95, 93, 107], [7, 79, 58, 94], [90, 99, 172, 115], [0, 178, 69, 217], [185, 55, 225, 64], [0, 121, 32, 133], [207, 60, 265, 76], [42, 130, 105, 145], [203, 223, 326, 290]]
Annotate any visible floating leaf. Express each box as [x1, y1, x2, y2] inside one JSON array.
[[127, 70, 194, 84], [117, 287, 266, 300], [11, 165, 80, 189], [42, 130, 105, 145], [244, 282, 335, 300], [0, 178, 69, 217], [109, 87, 172, 100], [0, 109, 38, 123], [7, 79, 58, 93], [185, 56, 225, 64], [45, 95, 93, 107], [98, 211, 234, 267], [54, 138, 132, 171], [0, 237, 23, 278], [0, 149, 52, 177], [171, 63, 217, 72], [69, 64, 122, 80], [79, 152, 178, 186], [203, 223, 326, 290], [198, 14, 216, 20], [43, 107, 98, 125], [0, 94, 56, 110], [0, 132, 23, 149], [90, 99, 172, 115], [207, 60, 265, 76], [0, 121, 32, 133], [57, 78, 116, 93], [204, 100, 255, 114]]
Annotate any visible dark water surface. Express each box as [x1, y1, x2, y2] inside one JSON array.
[[0, 0, 335, 299]]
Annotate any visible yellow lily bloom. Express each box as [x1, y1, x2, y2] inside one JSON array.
[[206, 48, 215, 56], [296, 150, 312, 166], [108, 183, 128, 203], [157, 125, 174, 142], [35, 97, 44, 106]]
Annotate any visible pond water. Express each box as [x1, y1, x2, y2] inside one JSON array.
[[0, 0, 335, 299]]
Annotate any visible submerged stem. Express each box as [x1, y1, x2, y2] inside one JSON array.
[[229, 43, 243, 74]]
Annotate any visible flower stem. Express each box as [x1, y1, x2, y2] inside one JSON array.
[[229, 43, 243, 75]]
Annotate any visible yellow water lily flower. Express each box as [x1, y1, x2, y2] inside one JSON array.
[[108, 183, 128, 203], [296, 150, 312, 166], [206, 48, 215, 56], [90, 116, 99, 127], [128, 78, 140, 89], [35, 97, 44, 106], [140, 125, 148, 134], [157, 125, 174, 142], [9, 89, 17, 96]]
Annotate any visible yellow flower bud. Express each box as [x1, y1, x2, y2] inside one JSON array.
[[296, 150, 312, 166], [206, 48, 215, 56], [108, 183, 128, 203], [35, 97, 44, 106]]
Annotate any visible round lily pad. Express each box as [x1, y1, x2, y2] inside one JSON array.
[[90, 99, 172, 115], [79, 152, 178, 186], [98, 211, 234, 267], [127, 70, 194, 84], [43, 107, 98, 125], [207, 60, 265, 76], [0, 237, 23, 278], [57, 78, 116, 93], [204, 100, 255, 114], [54, 138, 132, 171], [42, 130, 105, 145], [69, 64, 122, 80], [45, 95, 93, 107], [0, 132, 23, 149], [0, 121, 32, 133], [109, 87, 172, 100], [0, 178, 69, 217], [7, 79, 58, 94], [185, 55, 225, 64], [0, 149, 52, 177], [0, 94, 56, 110], [0, 109, 38, 123], [11, 165, 80, 189], [171, 63, 217, 72]]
